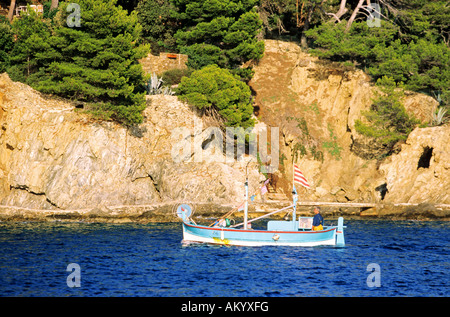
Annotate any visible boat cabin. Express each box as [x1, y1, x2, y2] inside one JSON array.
[[267, 217, 314, 231]]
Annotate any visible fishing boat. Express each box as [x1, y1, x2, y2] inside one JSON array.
[[177, 164, 345, 247]]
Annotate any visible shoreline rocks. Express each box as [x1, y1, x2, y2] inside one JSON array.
[[1, 201, 448, 223]]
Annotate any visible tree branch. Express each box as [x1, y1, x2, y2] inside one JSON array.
[[320, 0, 348, 23], [335, 0, 348, 19], [345, 0, 365, 32], [7, 0, 16, 22]]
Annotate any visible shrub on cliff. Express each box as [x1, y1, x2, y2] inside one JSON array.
[[177, 64, 254, 129], [355, 76, 419, 157]]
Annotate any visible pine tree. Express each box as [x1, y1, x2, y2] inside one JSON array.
[[172, 0, 264, 70], [34, 0, 150, 125], [7, 8, 53, 83], [0, 17, 14, 73], [355, 76, 419, 156], [136, 0, 178, 54]]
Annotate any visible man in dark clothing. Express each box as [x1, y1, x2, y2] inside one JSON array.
[[312, 206, 323, 231]]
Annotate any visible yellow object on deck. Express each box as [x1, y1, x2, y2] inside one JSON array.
[[312, 225, 323, 231]]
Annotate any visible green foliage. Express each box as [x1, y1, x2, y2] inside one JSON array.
[[308, 102, 320, 115], [305, 2, 450, 97], [6, 8, 53, 83], [394, 0, 450, 44], [136, 0, 178, 54], [180, 43, 227, 69], [177, 64, 254, 128], [322, 124, 342, 160], [172, 0, 264, 70], [292, 142, 307, 161], [304, 1, 449, 160], [258, 0, 323, 38], [355, 77, 419, 155], [230, 67, 255, 82], [10, 0, 150, 126], [310, 145, 323, 162], [0, 19, 14, 73], [223, 11, 265, 64], [286, 115, 324, 162], [404, 40, 450, 92], [43, 0, 59, 20], [160, 68, 193, 86], [306, 20, 399, 69], [280, 153, 287, 167], [135, 0, 265, 79]]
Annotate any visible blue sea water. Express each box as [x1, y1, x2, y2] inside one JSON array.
[[0, 220, 448, 297]]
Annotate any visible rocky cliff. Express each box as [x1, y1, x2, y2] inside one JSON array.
[[0, 73, 261, 215], [0, 40, 448, 221], [249, 40, 449, 215]]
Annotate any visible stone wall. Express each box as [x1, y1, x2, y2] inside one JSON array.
[[139, 52, 188, 75]]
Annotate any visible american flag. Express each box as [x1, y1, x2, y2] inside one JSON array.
[[261, 185, 268, 196], [293, 163, 311, 189]]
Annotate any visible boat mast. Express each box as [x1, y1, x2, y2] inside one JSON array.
[[244, 161, 250, 230], [292, 192, 298, 230]]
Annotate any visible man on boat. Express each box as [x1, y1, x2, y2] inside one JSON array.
[[312, 206, 323, 231]]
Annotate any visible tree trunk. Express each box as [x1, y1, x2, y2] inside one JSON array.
[[300, 2, 317, 49], [50, 0, 59, 10], [324, 0, 348, 23], [345, 0, 365, 32], [335, 0, 348, 19], [7, 0, 16, 22]]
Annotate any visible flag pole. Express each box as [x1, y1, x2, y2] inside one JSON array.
[[292, 163, 298, 229], [244, 177, 249, 230], [292, 161, 297, 198]]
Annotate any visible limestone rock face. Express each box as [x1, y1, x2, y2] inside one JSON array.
[[1, 40, 448, 214], [379, 126, 450, 204], [249, 40, 446, 206], [0, 73, 260, 210]]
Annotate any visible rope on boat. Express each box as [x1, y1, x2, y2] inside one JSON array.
[[230, 204, 295, 228], [208, 182, 267, 227], [208, 203, 241, 227]]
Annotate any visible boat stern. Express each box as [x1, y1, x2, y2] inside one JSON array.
[[336, 217, 345, 247]]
